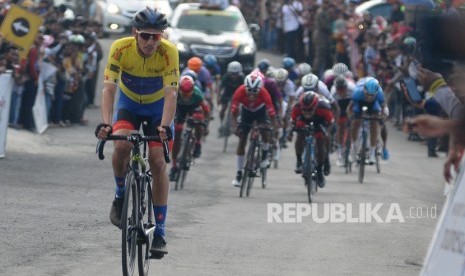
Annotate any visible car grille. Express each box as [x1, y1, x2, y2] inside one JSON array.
[[191, 45, 237, 58]]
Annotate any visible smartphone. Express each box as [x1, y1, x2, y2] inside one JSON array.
[[401, 77, 422, 103]]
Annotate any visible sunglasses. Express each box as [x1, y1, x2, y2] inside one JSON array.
[[246, 88, 260, 95], [136, 31, 162, 41]]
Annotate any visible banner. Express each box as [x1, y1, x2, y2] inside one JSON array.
[[0, 72, 13, 158], [32, 80, 48, 134], [421, 158, 465, 276], [0, 5, 44, 60]]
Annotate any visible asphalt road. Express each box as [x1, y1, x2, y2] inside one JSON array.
[[0, 39, 447, 276]]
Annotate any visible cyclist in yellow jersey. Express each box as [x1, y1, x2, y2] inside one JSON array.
[[95, 7, 178, 259]]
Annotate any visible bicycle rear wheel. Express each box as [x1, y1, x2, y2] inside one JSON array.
[[122, 171, 138, 276], [138, 176, 154, 276]]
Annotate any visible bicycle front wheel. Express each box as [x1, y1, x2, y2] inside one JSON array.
[[246, 143, 259, 197], [358, 132, 367, 183], [240, 142, 256, 198], [375, 144, 381, 174], [138, 176, 154, 276], [122, 171, 138, 276], [175, 134, 192, 190], [303, 150, 315, 203]]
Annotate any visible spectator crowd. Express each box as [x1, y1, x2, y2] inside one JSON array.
[[0, 0, 103, 131]]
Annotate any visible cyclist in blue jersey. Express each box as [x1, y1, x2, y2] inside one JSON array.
[[348, 77, 387, 164]]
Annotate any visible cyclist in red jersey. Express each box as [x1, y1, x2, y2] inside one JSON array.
[[230, 74, 277, 187], [288, 91, 334, 188]]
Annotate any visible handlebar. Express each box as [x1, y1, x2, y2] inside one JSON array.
[[96, 133, 171, 163], [292, 122, 329, 137]]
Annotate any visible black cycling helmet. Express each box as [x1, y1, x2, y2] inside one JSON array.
[[132, 7, 168, 31]]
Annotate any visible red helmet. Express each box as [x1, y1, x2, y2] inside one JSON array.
[[299, 91, 318, 111], [179, 75, 195, 95], [187, 57, 202, 73]]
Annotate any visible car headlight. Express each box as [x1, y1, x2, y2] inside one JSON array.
[[107, 4, 119, 14], [176, 42, 188, 53], [239, 44, 254, 55]]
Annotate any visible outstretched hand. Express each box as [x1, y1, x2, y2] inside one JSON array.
[[406, 115, 453, 138]]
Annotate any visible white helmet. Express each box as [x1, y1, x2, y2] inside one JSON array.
[[275, 68, 289, 82], [244, 73, 264, 91], [332, 63, 349, 76], [323, 69, 335, 83], [301, 73, 319, 91], [227, 61, 242, 73], [344, 70, 354, 79], [265, 67, 276, 79], [298, 63, 312, 76]]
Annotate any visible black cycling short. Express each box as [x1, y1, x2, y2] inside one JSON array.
[[238, 106, 270, 135]]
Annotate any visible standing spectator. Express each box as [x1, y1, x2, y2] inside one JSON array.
[[6, 46, 25, 129], [363, 32, 379, 77], [332, 9, 350, 66], [281, 0, 304, 61], [19, 36, 42, 132], [312, 0, 332, 78], [84, 32, 100, 107], [49, 33, 68, 127], [262, 0, 279, 52]]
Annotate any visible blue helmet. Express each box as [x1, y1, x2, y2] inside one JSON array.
[[282, 57, 296, 69], [364, 78, 380, 95], [132, 7, 168, 31], [203, 54, 217, 67], [257, 59, 271, 72]]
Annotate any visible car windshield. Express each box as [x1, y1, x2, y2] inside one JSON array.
[[175, 10, 247, 32]]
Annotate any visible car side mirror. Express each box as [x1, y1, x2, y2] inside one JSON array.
[[249, 23, 260, 33]]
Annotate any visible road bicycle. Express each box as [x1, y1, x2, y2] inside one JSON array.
[[297, 122, 319, 203], [174, 117, 207, 190], [240, 124, 272, 197], [97, 131, 170, 276], [356, 109, 382, 184]]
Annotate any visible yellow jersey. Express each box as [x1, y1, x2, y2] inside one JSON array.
[[104, 37, 179, 104]]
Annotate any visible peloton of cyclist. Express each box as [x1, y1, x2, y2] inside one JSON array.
[[288, 91, 334, 188], [231, 73, 277, 187], [169, 75, 210, 181]]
